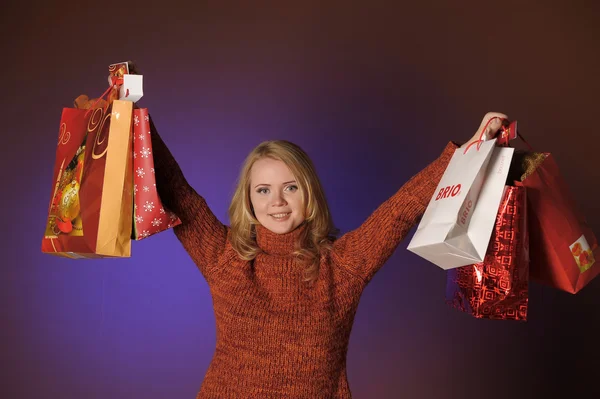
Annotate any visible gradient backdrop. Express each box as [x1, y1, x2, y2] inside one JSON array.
[[2, 1, 600, 398]]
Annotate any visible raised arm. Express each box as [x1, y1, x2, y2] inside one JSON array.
[[149, 116, 230, 279], [331, 142, 457, 284]]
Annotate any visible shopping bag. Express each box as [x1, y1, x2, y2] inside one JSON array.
[[512, 151, 599, 293], [408, 139, 514, 269], [445, 186, 529, 320], [132, 108, 181, 239], [41, 99, 134, 258]]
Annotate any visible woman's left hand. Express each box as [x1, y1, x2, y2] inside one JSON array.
[[461, 112, 509, 148]]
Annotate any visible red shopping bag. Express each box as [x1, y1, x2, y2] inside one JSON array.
[[513, 152, 599, 293], [132, 108, 181, 239], [445, 185, 529, 321], [41, 98, 134, 258]]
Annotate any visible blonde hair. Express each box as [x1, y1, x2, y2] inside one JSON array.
[[228, 140, 338, 283]]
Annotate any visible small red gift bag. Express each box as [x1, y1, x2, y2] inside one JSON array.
[[445, 185, 529, 321], [132, 108, 181, 239]]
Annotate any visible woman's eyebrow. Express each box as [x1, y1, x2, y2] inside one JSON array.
[[253, 180, 297, 189]]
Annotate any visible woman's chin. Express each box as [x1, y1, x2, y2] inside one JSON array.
[[262, 218, 298, 234]]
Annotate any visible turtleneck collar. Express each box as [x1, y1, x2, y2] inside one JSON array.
[[255, 222, 307, 256]]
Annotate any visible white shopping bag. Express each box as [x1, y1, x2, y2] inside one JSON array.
[[407, 139, 514, 269], [119, 74, 143, 103]]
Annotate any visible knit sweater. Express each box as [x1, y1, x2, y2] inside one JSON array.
[[149, 119, 456, 398]]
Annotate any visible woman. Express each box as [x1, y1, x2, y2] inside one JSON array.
[[146, 104, 507, 398]]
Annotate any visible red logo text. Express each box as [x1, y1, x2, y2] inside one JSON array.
[[435, 184, 461, 201], [460, 200, 473, 225]]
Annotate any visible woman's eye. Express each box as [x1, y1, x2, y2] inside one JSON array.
[[285, 185, 298, 192], [257, 188, 269, 194]]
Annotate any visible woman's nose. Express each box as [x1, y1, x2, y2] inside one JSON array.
[[271, 192, 287, 206]]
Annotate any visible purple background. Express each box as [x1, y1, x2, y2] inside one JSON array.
[[3, 1, 600, 398]]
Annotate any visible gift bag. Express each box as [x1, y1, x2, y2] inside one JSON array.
[[512, 152, 599, 293], [132, 108, 181, 239], [445, 185, 529, 320], [408, 139, 514, 269], [41, 100, 134, 258]]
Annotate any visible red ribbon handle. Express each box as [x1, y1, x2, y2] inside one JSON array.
[[83, 75, 125, 116], [515, 131, 534, 151], [462, 116, 506, 154], [462, 116, 534, 154], [83, 85, 113, 116]]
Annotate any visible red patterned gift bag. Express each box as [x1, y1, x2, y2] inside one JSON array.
[[132, 108, 181, 239], [445, 185, 529, 321]]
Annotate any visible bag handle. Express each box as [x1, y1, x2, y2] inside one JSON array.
[[462, 117, 535, 154], [83, 84, 115, 117], [83, 72, 127, 116], [462, 116, 505, 154], [508, 124, 534, 151], [498, 119, 534, 151]]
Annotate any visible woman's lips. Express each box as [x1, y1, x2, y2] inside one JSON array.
[[270, 212, 291, 221]]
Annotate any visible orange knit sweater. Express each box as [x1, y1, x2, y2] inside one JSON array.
[[150, 120, 456, 398]]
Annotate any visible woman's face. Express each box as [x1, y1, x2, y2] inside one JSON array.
[[249, 157, 305, 234]]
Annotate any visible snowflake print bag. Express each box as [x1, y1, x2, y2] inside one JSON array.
[[132, 108, 181, 240]]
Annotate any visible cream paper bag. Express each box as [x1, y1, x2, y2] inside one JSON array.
[[407, 139, 514, 269]]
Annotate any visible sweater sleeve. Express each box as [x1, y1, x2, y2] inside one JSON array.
[[149, 116, 229, 278], [331, 141, 457, 284]]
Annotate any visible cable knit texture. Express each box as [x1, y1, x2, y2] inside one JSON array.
[[150, 117, 456, 398]]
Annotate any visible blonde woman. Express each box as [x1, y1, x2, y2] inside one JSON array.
[[146, 109, 507, 398]]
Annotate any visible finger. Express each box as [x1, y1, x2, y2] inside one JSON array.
[[478, 113, 508, 130], [487, 118, 504, 136], [479, 112, 509, 140]]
